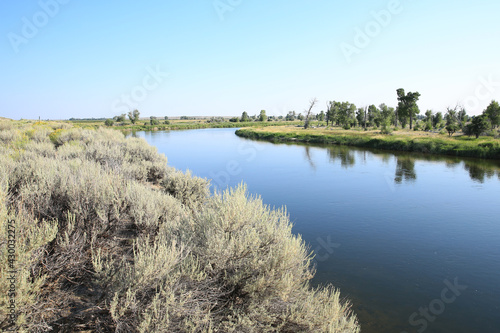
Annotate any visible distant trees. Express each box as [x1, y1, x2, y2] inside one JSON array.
[[470, 115, 490, 138], [484, 100, 500, 128], [445, 107, 460, 136], [285, 111, 296, 121], [433, 112, 443, 129], [335, 102, 356, 129], [104, 119, 114, 127], [114, 114, 126, 123], [356, 108, 365, 129], [368, 105, 381, 127], [317, 110, 325, 122], [396, 89, 421, 129], [325, 102, 335, 126], [240, 111, 250, 122], [379, 103, 395, 128], [128, 109, 140, 124], [150, 116, 160, 126], [259, 110, 267, 122]]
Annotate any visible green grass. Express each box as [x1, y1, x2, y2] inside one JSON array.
[[69, 118, 304, 132], [236, 126, 500, 160]]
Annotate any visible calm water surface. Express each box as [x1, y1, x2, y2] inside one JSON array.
[[133, 128, 500, 333]]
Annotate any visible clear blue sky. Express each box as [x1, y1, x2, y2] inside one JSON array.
[[1, 0, 499, 120]]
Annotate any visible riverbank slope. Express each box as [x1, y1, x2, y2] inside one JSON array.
[[235, 126, 500, 160]]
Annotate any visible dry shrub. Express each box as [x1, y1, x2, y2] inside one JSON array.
[[0, 120, 14, 131], [0, 195, 58, 332], [161, 169, 210, 209], [0, 123, 359, 332], [126, 181, 185, 234], [0, 129, 21, 144]]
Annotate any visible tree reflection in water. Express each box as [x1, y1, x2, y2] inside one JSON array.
[[394, 156, 416, 184]]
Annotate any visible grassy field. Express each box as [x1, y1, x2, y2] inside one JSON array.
[[69, 118, 303, 131], [235, 126, 500, 160]]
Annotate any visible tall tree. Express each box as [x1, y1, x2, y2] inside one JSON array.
[[326, 101, 338, 127], [484, 100, 500, 128], [470, 115, 490, 138], [128, 109, 140, 124], [259, 110, 267, 122], [396, 89, 421, 130], [304, 98, 318, 129], [368, 105, 380, 127], [356, 108, 365, 128], [240, 111, 250, 122], [424, 110, 433, 130], [433, 112, 443, 128], [337, 102, 356, 129], [317, 110, 325, 122], [379, 103, 394, 127]]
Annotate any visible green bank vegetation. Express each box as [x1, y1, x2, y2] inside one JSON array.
[[0, 119, 359, 332], [235, 126, 500, 160], [70, 109, 303, 132]]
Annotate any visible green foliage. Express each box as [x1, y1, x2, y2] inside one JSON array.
[[105, 118, 114, 127], [471, 115, 491, 138], [286, 111, 296, 121], [240, 111, 250, 122], [484, 100, 500, 128], [446, 124, 460, 136], [236, 128, 500, 159], [433, 112, 443, 128], [150, 116, 160, 126], [114, 114, 126, 123], [396, 88, 421, 130], [259, 110, 267, 122], [318, 110, 326, 121], [128, 109, 140, 124]]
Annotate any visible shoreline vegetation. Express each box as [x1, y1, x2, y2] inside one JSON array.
[[235, 126, 500, 160], [0, 119, 359, 332]]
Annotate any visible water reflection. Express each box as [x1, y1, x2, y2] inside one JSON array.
[[394, 156, 416, 184], [303, 146, 316, 171], [327, 146, 356, 168], [321, 144, 500, 185]]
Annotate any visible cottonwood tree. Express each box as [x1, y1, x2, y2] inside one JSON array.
[[317, 110, 325, 122], [259, 110, 267, 122], [128, 109, 140, 124], [484, 100, 500, 128], [326, 102, 337, 126], [433, 112, 443, 129], [470, 115, 490, 138], [445, 106, 460, 136], [240, 111, 250, 122], [396, 89, 421, 129], [304, 98, 317, 129]]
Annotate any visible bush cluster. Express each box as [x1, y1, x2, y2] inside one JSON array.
[[0, 123, 358, 332]]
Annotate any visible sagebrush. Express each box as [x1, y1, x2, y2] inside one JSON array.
[[0, 122, 359, 332]]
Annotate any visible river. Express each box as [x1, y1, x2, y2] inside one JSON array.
[[132, 128, 500, 333]]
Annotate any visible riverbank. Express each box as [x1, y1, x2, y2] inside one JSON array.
[[70, 118, 302, 132], [235, 126, 500, 160]]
